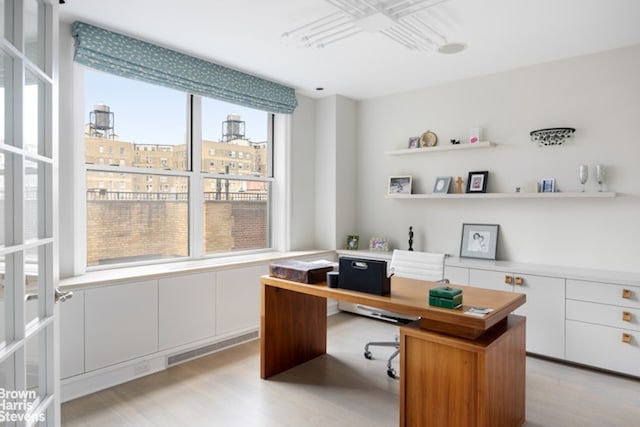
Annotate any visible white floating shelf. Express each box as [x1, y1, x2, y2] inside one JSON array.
[[387, 192, 617, 200], [385, 141, 494, 155]]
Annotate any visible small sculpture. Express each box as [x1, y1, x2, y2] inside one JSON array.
[[408, 226, 414, 251], [455, 177, 464, 194]]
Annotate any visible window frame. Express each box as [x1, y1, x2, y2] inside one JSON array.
[[82, 71, 276, 270]]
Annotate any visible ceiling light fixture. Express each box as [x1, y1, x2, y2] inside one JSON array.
[[282, 0, 454, 52]]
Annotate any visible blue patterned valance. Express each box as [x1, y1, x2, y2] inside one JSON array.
[[71, 21, 298, 114]]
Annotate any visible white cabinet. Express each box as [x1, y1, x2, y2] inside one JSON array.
[[565, 280, 640, 376], [444, 265, 469, 286], [60, 290, 85, 379], [85, 280, 159, 371], [159, 272, 216, 350], [215, 265, 267, 335], [566, 321, 640, 377], [468, 269, 565, 359]]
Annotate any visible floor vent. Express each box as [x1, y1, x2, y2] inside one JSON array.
[[167, 330, 259, 367]]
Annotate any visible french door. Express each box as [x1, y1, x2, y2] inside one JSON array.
[[1, 0, 60, 425]]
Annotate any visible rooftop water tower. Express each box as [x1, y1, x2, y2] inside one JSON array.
[[89, 103, 115, 139], [222, 113, 246, 142]]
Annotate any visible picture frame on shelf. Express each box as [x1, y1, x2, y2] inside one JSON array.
[[460, 223, 499, 260], [369, 237, 389, 252], [465, 171, 489, 193], [388, 176, 412, 195], [433, 176, 451, 194], [408, 136, 420, 149], [541, 178, 555, 193], [346, 235, 359, 250]]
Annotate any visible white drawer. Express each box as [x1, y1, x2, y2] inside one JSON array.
[[566, 279, 640, 308], [566, 320, 640, 377], [566, 300, 640, 332]]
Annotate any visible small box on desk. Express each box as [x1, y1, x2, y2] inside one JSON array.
[[429, 286, 463, 309], [338, 257, 390, 295], [269, 260, 335, 284]]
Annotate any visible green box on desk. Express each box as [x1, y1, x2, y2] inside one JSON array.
[[429, 286, 463, 309]]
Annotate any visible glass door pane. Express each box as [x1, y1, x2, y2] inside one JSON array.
[[0, 151, 5, 247], [24, 0, 45, 70], [24, 69, 46, 156], [25, 245, 41, 325], [1, 49, 14, 149], [0, 256, 5, 346], [24, 159, 42, 242]]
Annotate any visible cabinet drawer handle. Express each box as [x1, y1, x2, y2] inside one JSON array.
[[622, 289, 632, 299], [514, 276, 523, 286], [622, 311, 632, 322], [622, 333, 632, 344], [505, 275, 513, 285]]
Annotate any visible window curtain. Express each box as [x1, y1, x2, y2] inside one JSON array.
[[71, 21, 298, 114]]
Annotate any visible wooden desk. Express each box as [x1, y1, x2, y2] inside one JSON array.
[[260, 275, 526, 426]]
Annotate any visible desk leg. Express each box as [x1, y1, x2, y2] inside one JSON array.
[[260, 284, 327, 379]]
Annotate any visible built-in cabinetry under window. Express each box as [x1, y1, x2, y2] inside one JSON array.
[[59, 251, 334, 401]]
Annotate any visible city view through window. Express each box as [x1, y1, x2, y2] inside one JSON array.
[[85, 70, 271, 267]]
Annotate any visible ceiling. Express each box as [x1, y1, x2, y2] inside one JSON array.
[[58, 0, 640, 100]]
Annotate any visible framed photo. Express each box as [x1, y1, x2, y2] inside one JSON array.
[[388, 176, 412, 195], [541, 178, 555, 193], [369, 237, 389, 252], [433, 176, 451, 194], [460, 223, 499, 260], [408, 136, 419, 149], [346, 235, 359, 250], [466, 171, 488, 193]]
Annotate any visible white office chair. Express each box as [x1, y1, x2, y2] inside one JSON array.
[[364, 249, 448, 379]]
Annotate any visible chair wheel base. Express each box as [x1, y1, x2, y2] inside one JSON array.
[[387, 368, 398, 379], [364, 351, 373, 360]]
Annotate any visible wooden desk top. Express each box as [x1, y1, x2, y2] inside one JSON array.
[[261, 275, 526, 339]]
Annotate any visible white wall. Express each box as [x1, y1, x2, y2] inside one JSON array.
[[314, 96, 338, 249], [304, 95, 358, 251], [335, 96, 358, 249], [355, 44, 640, 272], [59, 20, 84, 278], [288, 95, 318, 250]]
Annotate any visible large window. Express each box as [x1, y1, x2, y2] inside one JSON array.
[[84, 69, 272, 267]]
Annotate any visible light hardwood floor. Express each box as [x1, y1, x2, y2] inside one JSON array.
[[62, 313, 640, 426]]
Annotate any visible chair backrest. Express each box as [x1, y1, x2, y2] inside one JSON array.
[[388, 249, 445, 282]]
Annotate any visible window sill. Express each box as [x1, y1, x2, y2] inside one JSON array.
[[59, 250, 336, 290]]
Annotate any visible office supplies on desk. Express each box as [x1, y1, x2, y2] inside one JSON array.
[[429, 286, 463, 309], [269, 259, 334, 284], [338, 257, 390, 295]]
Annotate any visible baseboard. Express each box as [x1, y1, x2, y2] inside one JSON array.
[[61, 355, 166, 403]]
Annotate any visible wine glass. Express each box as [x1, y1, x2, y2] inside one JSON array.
[[579, 165, 588, 192], [596, 164, 605, 192]]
